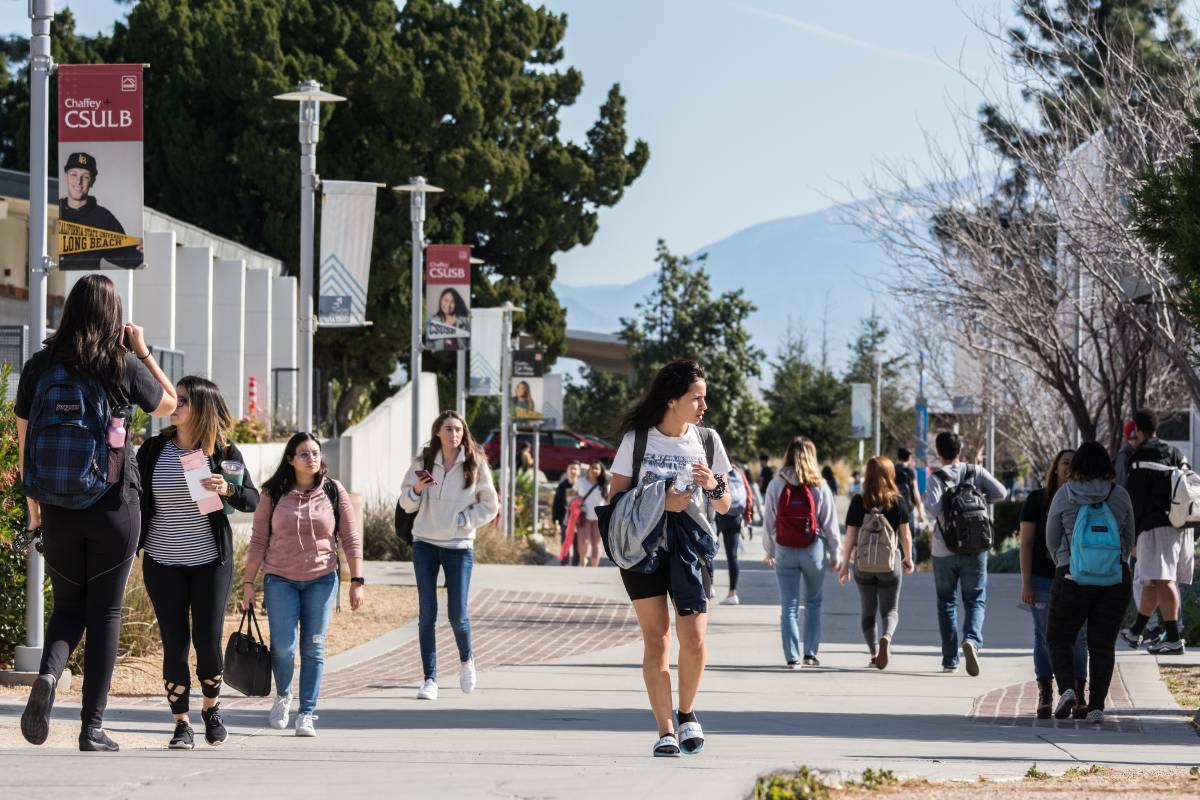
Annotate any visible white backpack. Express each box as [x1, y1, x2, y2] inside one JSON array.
[[1133, 460, 1200, 528]]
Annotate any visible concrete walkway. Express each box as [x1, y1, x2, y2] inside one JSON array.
[[1, 534, 1196, 799]]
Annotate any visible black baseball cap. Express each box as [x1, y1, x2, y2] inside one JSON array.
[[63, 152, 97, 177]]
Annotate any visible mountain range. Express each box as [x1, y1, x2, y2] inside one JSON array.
[[554, 198, 901, 371]]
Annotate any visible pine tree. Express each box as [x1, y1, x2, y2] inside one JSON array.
[[757, 329, 848, 462]]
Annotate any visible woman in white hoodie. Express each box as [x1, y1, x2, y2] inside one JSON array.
[[762, 436, 841, 668], [399, 410, 499, 701]]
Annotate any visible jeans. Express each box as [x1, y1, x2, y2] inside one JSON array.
[[412, 540, 474, 681], [263, 570, 338, 715], [1030, 574, 1086, 681], [1046, 567, 1132, 710], [932, 552, 987, 668], [774, 539, 826, 661], [854, 562, 902, 648], [718, 518, 741, 592]]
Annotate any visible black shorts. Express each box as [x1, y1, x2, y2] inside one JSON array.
[[619, 557, 713, 614]]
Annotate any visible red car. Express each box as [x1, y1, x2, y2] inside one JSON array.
[[483, 429, 616, 479]]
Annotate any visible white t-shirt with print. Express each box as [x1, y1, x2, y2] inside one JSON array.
[[574, 476, 606, 521], [611, 425, 732, 507]]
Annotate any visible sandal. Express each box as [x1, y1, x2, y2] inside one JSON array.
[[676, 712, 705, 755], [653, 733, 680, 757]]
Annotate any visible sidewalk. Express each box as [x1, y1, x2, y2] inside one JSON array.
[[1, 534, 1195, 799]]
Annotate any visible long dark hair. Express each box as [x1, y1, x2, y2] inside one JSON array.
[[1068, 441, 1114, 482], [1044, 448, 1074, 501], [422, 410, 483, 488], [587, 460, 611, 500], [161, 376, 232, 455], [435, 288, 469, 320], [616, 359, 706, 436], [46, 274, 125, 380], [263, 432, 327, 500]]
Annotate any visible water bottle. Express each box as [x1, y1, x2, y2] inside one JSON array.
[[106, 415, 126, 483]]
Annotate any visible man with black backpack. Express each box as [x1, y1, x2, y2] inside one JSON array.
[[923, 431, 1008, 676]]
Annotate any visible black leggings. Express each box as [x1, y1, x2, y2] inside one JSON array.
[[1046, 566, 1132, 710], [719, 520, 740, 592], [143, 555, 234, 714], [39, 488, 140, 731]]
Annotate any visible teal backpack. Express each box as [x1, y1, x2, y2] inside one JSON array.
[[1068, 489, 1123, 586]]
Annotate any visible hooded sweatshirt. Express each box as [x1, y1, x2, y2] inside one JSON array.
[[1044, 479, 1136, 570], [761, 466, 840, 561], [398, 447, 500, 548], [1125, 438, 1187, 533]]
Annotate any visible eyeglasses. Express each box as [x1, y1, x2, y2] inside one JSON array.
[[293, 451, 322, 461]]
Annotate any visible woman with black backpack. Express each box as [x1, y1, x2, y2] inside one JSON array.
[[18, 275, 178, 751], [762, 436, 841, 668], [838, 456, 914, 669], [136, 376, 259, 749], [1043, 441, 1135, 724], [241, 433, 363, 737]]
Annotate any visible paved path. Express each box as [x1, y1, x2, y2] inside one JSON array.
[[1, 534, 1195, 799]]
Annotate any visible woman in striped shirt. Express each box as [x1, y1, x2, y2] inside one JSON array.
[[136, 376, 259, 750]]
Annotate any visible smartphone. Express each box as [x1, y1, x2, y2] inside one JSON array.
[[416, 469, 437, 485], [121, 327, 132, 351]]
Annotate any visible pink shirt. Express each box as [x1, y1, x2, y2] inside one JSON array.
[[248, 478, 361, 582]]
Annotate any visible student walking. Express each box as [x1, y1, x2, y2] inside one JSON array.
[[137, 376, 260, 749], [757, 452, 775, 495], [399, 411, 499, 701], [923, 431, 1007, 676], [762, 437, 841, 668], [555, 461, 582, 566], [838, 457, 914, 669], [716, 466, 753, 606], [18, 275, 178, 752], [1044, 441, 1136, 723], [1019, 449, 1088, 719], [894, 448, 926, 528], [1120, 409, 1192, 655], [242, 433, 363, 737], [606, 360, 733, 757], [576, 461, 610, 567]]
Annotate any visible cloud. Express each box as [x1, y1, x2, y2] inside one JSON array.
[[737, 5, 980, 78]]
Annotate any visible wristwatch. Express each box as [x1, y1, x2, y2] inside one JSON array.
[[349, 576, 365, 586]]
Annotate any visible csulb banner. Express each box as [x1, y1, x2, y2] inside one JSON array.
[[57, 64, 145, 270], [318, 180, 381, 327]]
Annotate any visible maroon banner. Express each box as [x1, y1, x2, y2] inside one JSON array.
[[425, 245, 472, 344]]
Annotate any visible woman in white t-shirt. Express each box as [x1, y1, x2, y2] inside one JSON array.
[[575, 461, 610, 566], [608, 360, 733, 758]]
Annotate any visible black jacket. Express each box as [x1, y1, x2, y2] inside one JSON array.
[[1127, 438, 1186, 533], [552, 478, 572, 524], [136, 435, 260, 565]]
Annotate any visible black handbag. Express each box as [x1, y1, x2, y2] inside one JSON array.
[[223, 607, 272, 697], [395, 500, 416, 544]]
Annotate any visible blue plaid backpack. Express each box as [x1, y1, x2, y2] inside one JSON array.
[[23, 363, 116, 509]]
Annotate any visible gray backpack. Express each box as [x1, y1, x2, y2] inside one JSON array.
[[855, 507, 898, 573]]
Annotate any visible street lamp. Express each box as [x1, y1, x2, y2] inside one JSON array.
[[393, 178, 444, 456], [274, 80, 345, 432]]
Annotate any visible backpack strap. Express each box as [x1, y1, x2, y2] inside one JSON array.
[[697, 426, 716, 468], [631, 428, 649, 482], [323, 478, 342, 541]]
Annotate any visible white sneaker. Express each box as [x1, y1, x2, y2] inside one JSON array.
[[719, 595, 740, 606], [269, 693, 291, 730], [417, 679, 438, 700], [460, 660, 477, 694], [294, 712, 317, 737]]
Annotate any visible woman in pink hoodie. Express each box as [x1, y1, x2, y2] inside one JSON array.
[[242, 433, 363, 737]]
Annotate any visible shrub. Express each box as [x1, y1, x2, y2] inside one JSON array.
[[987, 535, 1021, 573], [992, 500, 1023, 548], [361, 498, 411, 562], [229, 416, 269, 444]]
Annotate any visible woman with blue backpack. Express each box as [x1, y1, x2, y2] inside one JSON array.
[[1043, 440, 1135, 723], [762, 436, 841, 668], [18, 275, 178, 751], [716, 465, 752, 606]]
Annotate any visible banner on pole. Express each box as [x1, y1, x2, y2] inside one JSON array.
[[57, 64, 145, 270], [424, 245, 471, 350], [469, 308, 503, 396], [850, 382, 872, 439], [512, 350, 544, 421], [318, 180, 380, 327], [542, 373, 563, 429]]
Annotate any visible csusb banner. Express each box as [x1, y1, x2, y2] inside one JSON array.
[[57, 64, 145, 270]]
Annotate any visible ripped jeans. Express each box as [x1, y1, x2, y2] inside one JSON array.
[[263, 570, 338, 714]]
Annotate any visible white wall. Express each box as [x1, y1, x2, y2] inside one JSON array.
[[243, 269, 272, 419], [175, 245, 213, 378], [337, 372, 440, 504], [63, 268, 134, 324], [134, 230, 176, 350], [230, 441, 288, 489], [271, 276, 298, 427], [212, 259, 246, 416]]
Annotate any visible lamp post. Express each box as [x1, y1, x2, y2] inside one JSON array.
[[393, 178, 444, 457], [273, 80, 345, 432]]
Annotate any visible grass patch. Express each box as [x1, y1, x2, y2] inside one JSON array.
[[1025, 764, 1051, 780], [1160, 665, 1200, 709], [1063, 765, 1108, 779], [754, 767, 830, 800], [844, 769, 898, 791]]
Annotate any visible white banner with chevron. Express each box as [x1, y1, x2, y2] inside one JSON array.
[[470, 308, 504, 396], [318, 180, 380, 327]]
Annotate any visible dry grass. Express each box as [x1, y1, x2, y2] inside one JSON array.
[[1160, 665, 1200, 710], [0, 582, 417, 699], [474, 524, 546, 565]]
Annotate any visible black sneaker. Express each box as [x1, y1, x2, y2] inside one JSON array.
[[169, 719, 195, 750], [201, 704, 228, 746], [1147, 638, 1186, 656], [79, 727, 120, 752], [802, 656, 820, 667], [20, 673, 56, 746]]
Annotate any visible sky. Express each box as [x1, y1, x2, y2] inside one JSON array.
[[6, 0, 1171, 287]]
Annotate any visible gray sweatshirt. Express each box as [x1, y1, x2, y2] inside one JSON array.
[[762, 467, 840, 562], [1044, 479, 1135, 569], [923, 463, 1008, 557]]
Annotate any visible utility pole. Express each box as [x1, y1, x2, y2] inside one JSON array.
[[874, 358, 882, 457]]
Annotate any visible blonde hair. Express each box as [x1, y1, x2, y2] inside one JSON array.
[[784, 436, 822, 487]]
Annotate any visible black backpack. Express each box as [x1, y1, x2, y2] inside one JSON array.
[[934, 466, 992, 555]]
